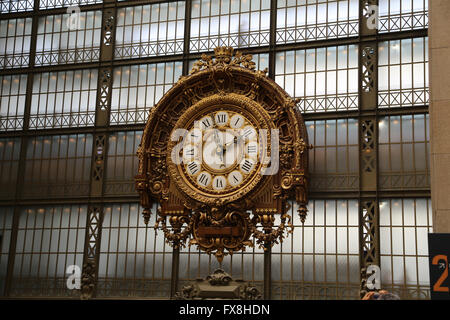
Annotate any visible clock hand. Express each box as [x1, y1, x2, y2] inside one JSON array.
[[224, 140, 234, 148], [213, 139, 224, 163], [223, 134, 243, 152], [213, 129, 228, 166], [213, 128, 223, 149], [211, 144, 224, 164], [217, 148, 224, 163]]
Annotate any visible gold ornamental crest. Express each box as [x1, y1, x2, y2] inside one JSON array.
[[135, 47, 311, 261]]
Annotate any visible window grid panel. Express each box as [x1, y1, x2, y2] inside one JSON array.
[[275, 45, 359, 113], [30, 69, 98, 130], [379, 0, 428, 33], [110, 61, 182, 125], [115, 2, 186, 59], [0, 138, 21, 200], [105, 131, 142, 196], [10, 205, 86, 297], [39, 0, 102, 10], [378, 37, 429, 108], [35, 11, 102, 66], [0, 17, 32, 69], [0, 0, 33, 13], [189, 0, 271, 52], [272, 200, 360, 300], [306, 119, 359, 192], [0, 74, 27, 131], [97, 203, 172, 298], [379, 114, 430, 190], [0, 207, 14, 295], [22, 134, 93, 199], [276, 0, 359, 44], [379, 198, 432, 299]]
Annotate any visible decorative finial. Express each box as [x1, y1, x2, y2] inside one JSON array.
[[214, 46, 234, 60], [142, 209, 151, 225], [189, 46, 257, 75], [298, 205, 308, 224]]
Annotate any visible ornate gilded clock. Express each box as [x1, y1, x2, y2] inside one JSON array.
[[136, 47, 311, 261]]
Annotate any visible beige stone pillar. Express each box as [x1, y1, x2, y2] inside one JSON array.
[[429, 0, 450, 233]]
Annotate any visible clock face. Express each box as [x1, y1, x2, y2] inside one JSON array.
[[180, 109, 259, 194]]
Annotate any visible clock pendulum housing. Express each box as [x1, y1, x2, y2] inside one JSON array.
[[135, 47, 312, 261]]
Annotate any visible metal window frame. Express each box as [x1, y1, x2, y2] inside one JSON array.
[[0, 0, 431, 300]]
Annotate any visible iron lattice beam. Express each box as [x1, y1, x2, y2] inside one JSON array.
[[358, 0, 380, 298]]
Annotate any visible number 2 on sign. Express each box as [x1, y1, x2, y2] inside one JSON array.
[[432, 255, 449, 293]]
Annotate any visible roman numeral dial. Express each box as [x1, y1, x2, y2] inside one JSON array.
[[246, 141, 258, 158], [212, 175, 226, 190], [187, 161, 200, 176], [181, 109, 259, 193], [200, 116, 213, 130], [228, 170, 243, 187], [240, 158, 255, 174], [214, 111, 229, 126], [197, 171, 212, 187]]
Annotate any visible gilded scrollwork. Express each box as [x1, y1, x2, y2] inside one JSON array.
[[155, 208, 192, 249], [189, 47, 258, 75], [136, 46, 310, 261], [206, 269, 232, 286], [250, 212, 294, 250], [190, 206, 253, 262], [174, 268, 262, 300]]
